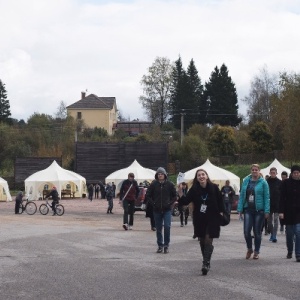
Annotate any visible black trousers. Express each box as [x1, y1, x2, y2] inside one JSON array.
[[15, 199, 22, 214]]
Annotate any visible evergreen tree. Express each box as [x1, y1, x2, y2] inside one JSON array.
[[0, 79, 11, 123], [169, 56, 189, 129], [203, 64, 241, 126], [186, 59, 204, 127]]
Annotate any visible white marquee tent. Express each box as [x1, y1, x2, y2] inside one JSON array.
[[25, 160, 86, 200], [259, 159, 291, 178], [0, 176, 12, 202], [105, 160, 156, 193], [184, 159, 240, 193]]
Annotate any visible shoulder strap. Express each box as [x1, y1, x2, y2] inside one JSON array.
[[121, 183, 133, 201]]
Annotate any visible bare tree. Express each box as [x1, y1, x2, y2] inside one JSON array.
[[139, 57, 173, 126], [243, 66, 279, 124], [55, 101, 67, 119]]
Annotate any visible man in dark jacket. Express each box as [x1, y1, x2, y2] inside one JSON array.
[[279, 165, 300, 261], [46, 186, 59, 216], [120, 173, 140, 230], [145, 167, 177, 254], [267, 167, 282, 243], [15, 191, 23, 214], [220, 180, 235, 215]]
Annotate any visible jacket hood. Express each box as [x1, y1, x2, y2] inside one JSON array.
[[155, 167, 168, 180]]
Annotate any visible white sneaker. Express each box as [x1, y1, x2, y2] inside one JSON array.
[[128, 226, 133, 230], [123, 224, 128, 231]]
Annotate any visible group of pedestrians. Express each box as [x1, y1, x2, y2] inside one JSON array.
[[117, 163, 300, 276], [15, 162, 298, 276], [237, 164, 300, 262]]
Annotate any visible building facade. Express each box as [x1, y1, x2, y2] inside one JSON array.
[[67, 92, 117, 135]]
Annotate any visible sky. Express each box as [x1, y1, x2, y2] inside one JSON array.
[[0, 0, 300, 122]]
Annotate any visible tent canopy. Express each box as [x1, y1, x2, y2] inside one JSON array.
[[259, 159, 290, 178], [105, 160, 156, 193], [184, 159, 240, 194], [0, 177, 12, 202], [25, 160, 86, 200]]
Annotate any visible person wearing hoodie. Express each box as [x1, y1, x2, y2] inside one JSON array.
[[266, 167, 281, 243], [238, 164, 270, 260], [15, 191, 23, 214], [279, 165, 300, 261], [145, 167, 177, 254]]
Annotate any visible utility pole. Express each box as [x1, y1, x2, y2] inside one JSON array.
[[180, 110, 185, 145]]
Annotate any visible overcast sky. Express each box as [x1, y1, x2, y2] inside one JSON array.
[[1, 0, 299, 122]]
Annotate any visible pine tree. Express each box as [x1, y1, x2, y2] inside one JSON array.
[[169, 57, 189, 129], [0, 80, 11, 123], [203, 64, 241, 127], [186, 59, 204, 126]]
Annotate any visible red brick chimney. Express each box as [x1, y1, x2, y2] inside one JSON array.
[[81, 91, 86, 99]]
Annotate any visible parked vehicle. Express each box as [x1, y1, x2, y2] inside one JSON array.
[[231, 194, 239, 211], [134, 186, 147, 211], [172, 201, 180, 216]]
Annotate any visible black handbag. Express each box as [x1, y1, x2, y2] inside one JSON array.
[[220, 212, 230, 226]]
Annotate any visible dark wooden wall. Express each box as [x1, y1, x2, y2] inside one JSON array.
[[14, 157, 62, 186], [75, 142, 168, 182]]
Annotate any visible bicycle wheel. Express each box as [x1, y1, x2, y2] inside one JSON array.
[[25, 201, 37, 215], [39, 204, 49, 215], [55, 204, 64, 216], [19, 203, 24, 214]]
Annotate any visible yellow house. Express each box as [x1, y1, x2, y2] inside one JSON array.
[[67, 92, 117, 135]]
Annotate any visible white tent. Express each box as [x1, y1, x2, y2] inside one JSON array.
[[25, 160, 86, 200], [105, 160, 156, 193], [184, 159, 240, 193], [259, 158, 290, 178], [0, 177, 12, 202]]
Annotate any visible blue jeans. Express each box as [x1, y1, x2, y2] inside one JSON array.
[[244, 209, 265, 253], [153, 210, 172, 248], [224, 202, 232, 214], [286, 224, 300, 258]]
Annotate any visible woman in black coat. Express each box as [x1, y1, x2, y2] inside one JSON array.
[[178, 169, 225, 275]]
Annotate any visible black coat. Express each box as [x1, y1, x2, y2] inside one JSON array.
[[279, 178, 300, 225], [179, 181, 224, 238], [267, 177, 281, 212], [145, 180, 177, 213]]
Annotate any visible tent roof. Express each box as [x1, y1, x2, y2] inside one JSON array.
[[184, 159, 240, 193], [0, 176, 12, 201], [260, 159, 290, 178], [184, 159, 240, 181], [105, 160, 156, 182], [25, 160, 85, 183]]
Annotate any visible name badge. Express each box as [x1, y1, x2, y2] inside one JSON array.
[[249, 194, 254, 203], [200, 204, 207, 213], [225, 193, 228, 197]]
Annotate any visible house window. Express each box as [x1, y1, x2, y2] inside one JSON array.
[[77, 112, 82, 119]]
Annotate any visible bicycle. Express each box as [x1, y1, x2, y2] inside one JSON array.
[[19, 198, 37, 215], [39, 198, 64, 216]]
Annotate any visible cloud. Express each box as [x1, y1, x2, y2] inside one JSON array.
[[0, 0, 300, 121]]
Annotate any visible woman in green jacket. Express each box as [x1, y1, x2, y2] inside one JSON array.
[[238, 164, 270, 260]]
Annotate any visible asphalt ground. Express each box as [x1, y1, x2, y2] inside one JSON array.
[[0, 198, 299, 300]]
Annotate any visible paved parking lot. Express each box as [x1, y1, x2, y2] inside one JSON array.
[[0, 199, 299, 300]]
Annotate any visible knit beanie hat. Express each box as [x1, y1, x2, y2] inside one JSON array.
[[291, 165, 300, 173]]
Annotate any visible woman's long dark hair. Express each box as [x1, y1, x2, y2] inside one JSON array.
[[192, 169, 212, 187]]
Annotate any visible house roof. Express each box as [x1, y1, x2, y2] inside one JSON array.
[[67, 94, 116, 110]]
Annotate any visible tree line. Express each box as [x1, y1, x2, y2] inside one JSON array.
[[1, 61, 300, 176], [139, 57, 242, 129]]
